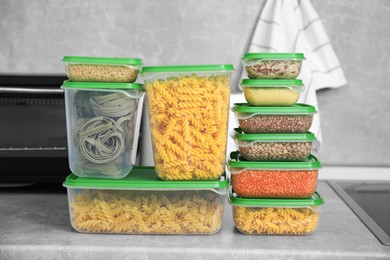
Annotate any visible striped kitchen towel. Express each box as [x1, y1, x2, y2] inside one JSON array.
[[240, 0, 347, 153]]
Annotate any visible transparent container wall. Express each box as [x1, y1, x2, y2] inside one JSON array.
[[64, 88, 144, 178], [233, 205, 320, 235], [67, 188, 226, 235], [242, 86, 301, 106], [144, 71, 232, 180], [65, 63, 140, 83], [236, 140, 313, 161], [242, 59, 302, 79], [231, 169, 318, 198]]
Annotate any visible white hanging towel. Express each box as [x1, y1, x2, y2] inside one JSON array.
[[241, 0, 347, 153]]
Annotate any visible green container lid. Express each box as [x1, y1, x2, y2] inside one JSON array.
[[230, 191, 324, 207], [63, 166, 229, 191], [141, 64, 234, 73], [228, 151, 321, 170], [61, 80, 143, 90], [233, 128, 316, 142], [62, 56, 143, 65], [242, 53, 305, 61], [241, 79, 303, 87], [232, 103, 317, 115]]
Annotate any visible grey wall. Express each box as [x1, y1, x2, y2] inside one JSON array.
[[1, 0, 389, 166]]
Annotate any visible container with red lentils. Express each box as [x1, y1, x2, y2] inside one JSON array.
[[227, 151, 321, 198]]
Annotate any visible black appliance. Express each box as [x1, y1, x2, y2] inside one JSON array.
[[0, 75, 69, 183]]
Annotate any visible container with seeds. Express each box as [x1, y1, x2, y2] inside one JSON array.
[[241, 53, 305, 79], [232, 128, 315, 161], [228, 151, 320, 198], [240, 79, 303, 106], [229, 189, 324, 235], [232, 103, 316, 134], [64, 166, 229, 235], [63, 56, 142, 83], [61, 81, 144, 179]]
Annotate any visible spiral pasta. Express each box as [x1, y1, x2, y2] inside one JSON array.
[[233, 206, 319, 235], [146, 74, 230, 180], [70, 189, 224, 234]]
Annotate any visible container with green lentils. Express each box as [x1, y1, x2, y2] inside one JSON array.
[[63, 56, 143, 83], [232, 103, 316, 134], [240, 79, 303, 106], [232, 128, 315, 161]]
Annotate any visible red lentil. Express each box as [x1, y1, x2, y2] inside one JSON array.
[[231, 169, 318, 198]]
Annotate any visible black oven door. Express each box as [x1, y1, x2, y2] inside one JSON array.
[[0, 75, 69, 183]]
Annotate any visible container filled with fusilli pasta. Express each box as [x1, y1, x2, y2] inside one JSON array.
[[63, 166, 229, 235], [142, 64, 234, 180], [229, 189, 324, 235], [228, 151, 321, 198], [61, 81, 145, 179]]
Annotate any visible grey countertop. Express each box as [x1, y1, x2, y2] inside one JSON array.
[[1, 181, 390, 260]]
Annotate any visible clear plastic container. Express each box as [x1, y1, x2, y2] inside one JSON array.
[[241, 79, 303, 106], [232, 128, 315, 161], [63, 166, 229, 235], [229, 189, 324, 235], [228, 151, 320, 198], [233, 103, 316, 134], [241, 53, 305, 79], [142, 64, 234, 180], [61, 81, 144, 179], [63, 56, 142, 83]]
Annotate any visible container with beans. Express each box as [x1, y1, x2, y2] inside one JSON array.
[[240, 79, 303, 106], [232, 103, 316, 134], [232, 128, 315, 161], [229, 189, 324, 235], [241, 53, 305, 79], [227, 151, 320, 198]]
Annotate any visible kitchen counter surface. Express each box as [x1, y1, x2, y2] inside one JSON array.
[[1, 180, 390, 260]]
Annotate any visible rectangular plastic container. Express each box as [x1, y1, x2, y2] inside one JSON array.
[[61, 81, 144, 179], [142, 64, 234, 180], [229, 189, 324, 235], [232, 128, 315, 161], [232, 103, 316, 134], [63, 56, 142, 83], [240, 79, 303, 106], [228, 151, 320, 198], [241, 53, 305, 79], [63, 166, 229, 235]]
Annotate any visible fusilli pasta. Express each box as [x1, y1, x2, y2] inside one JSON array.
[[146, 74, 230, 180]]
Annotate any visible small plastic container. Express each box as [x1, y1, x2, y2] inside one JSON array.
[[229, 189, 324, 235], [232, 103, 317, 134], [232, 128, 315, 161], [63, 166, 229, 235], [241, 53, 305, 79], [228, 151, 321, 198], [142, 64, 234, 180], [241, 79, 303, 106], [63, 56, 142, 83], [61, 81, 145, 179]]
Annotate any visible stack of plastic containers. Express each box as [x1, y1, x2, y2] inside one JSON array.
[[62, 62, 234, 235], [228, 53, 324, 235]]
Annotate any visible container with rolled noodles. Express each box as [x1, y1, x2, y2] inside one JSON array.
[[141, 64, 234, 181], [61, 81, 145, 179], [63, 166, 229, 234]]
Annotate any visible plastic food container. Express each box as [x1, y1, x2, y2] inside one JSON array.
[[241, 79, 303, 106], [142, 64, 234, 180], [232, 128, 315, 161], [63, 166, 229, 235], [241, 53, 305, 79], [228, 151, 321, 198], [229, 189, 324, 235], [232, 103, 316, 134], [61, 81, 144, 179], [63, 56, 142, 83]]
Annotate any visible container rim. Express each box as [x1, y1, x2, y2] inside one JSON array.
[[141, 64, 234, 73], [62, 56, 143, 65], [241, 52, 305, 60], [241, 79, 303, 86], [61, 80, 144, 90], [233, 128, 316, 141], [232, 103, 317, 115]]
